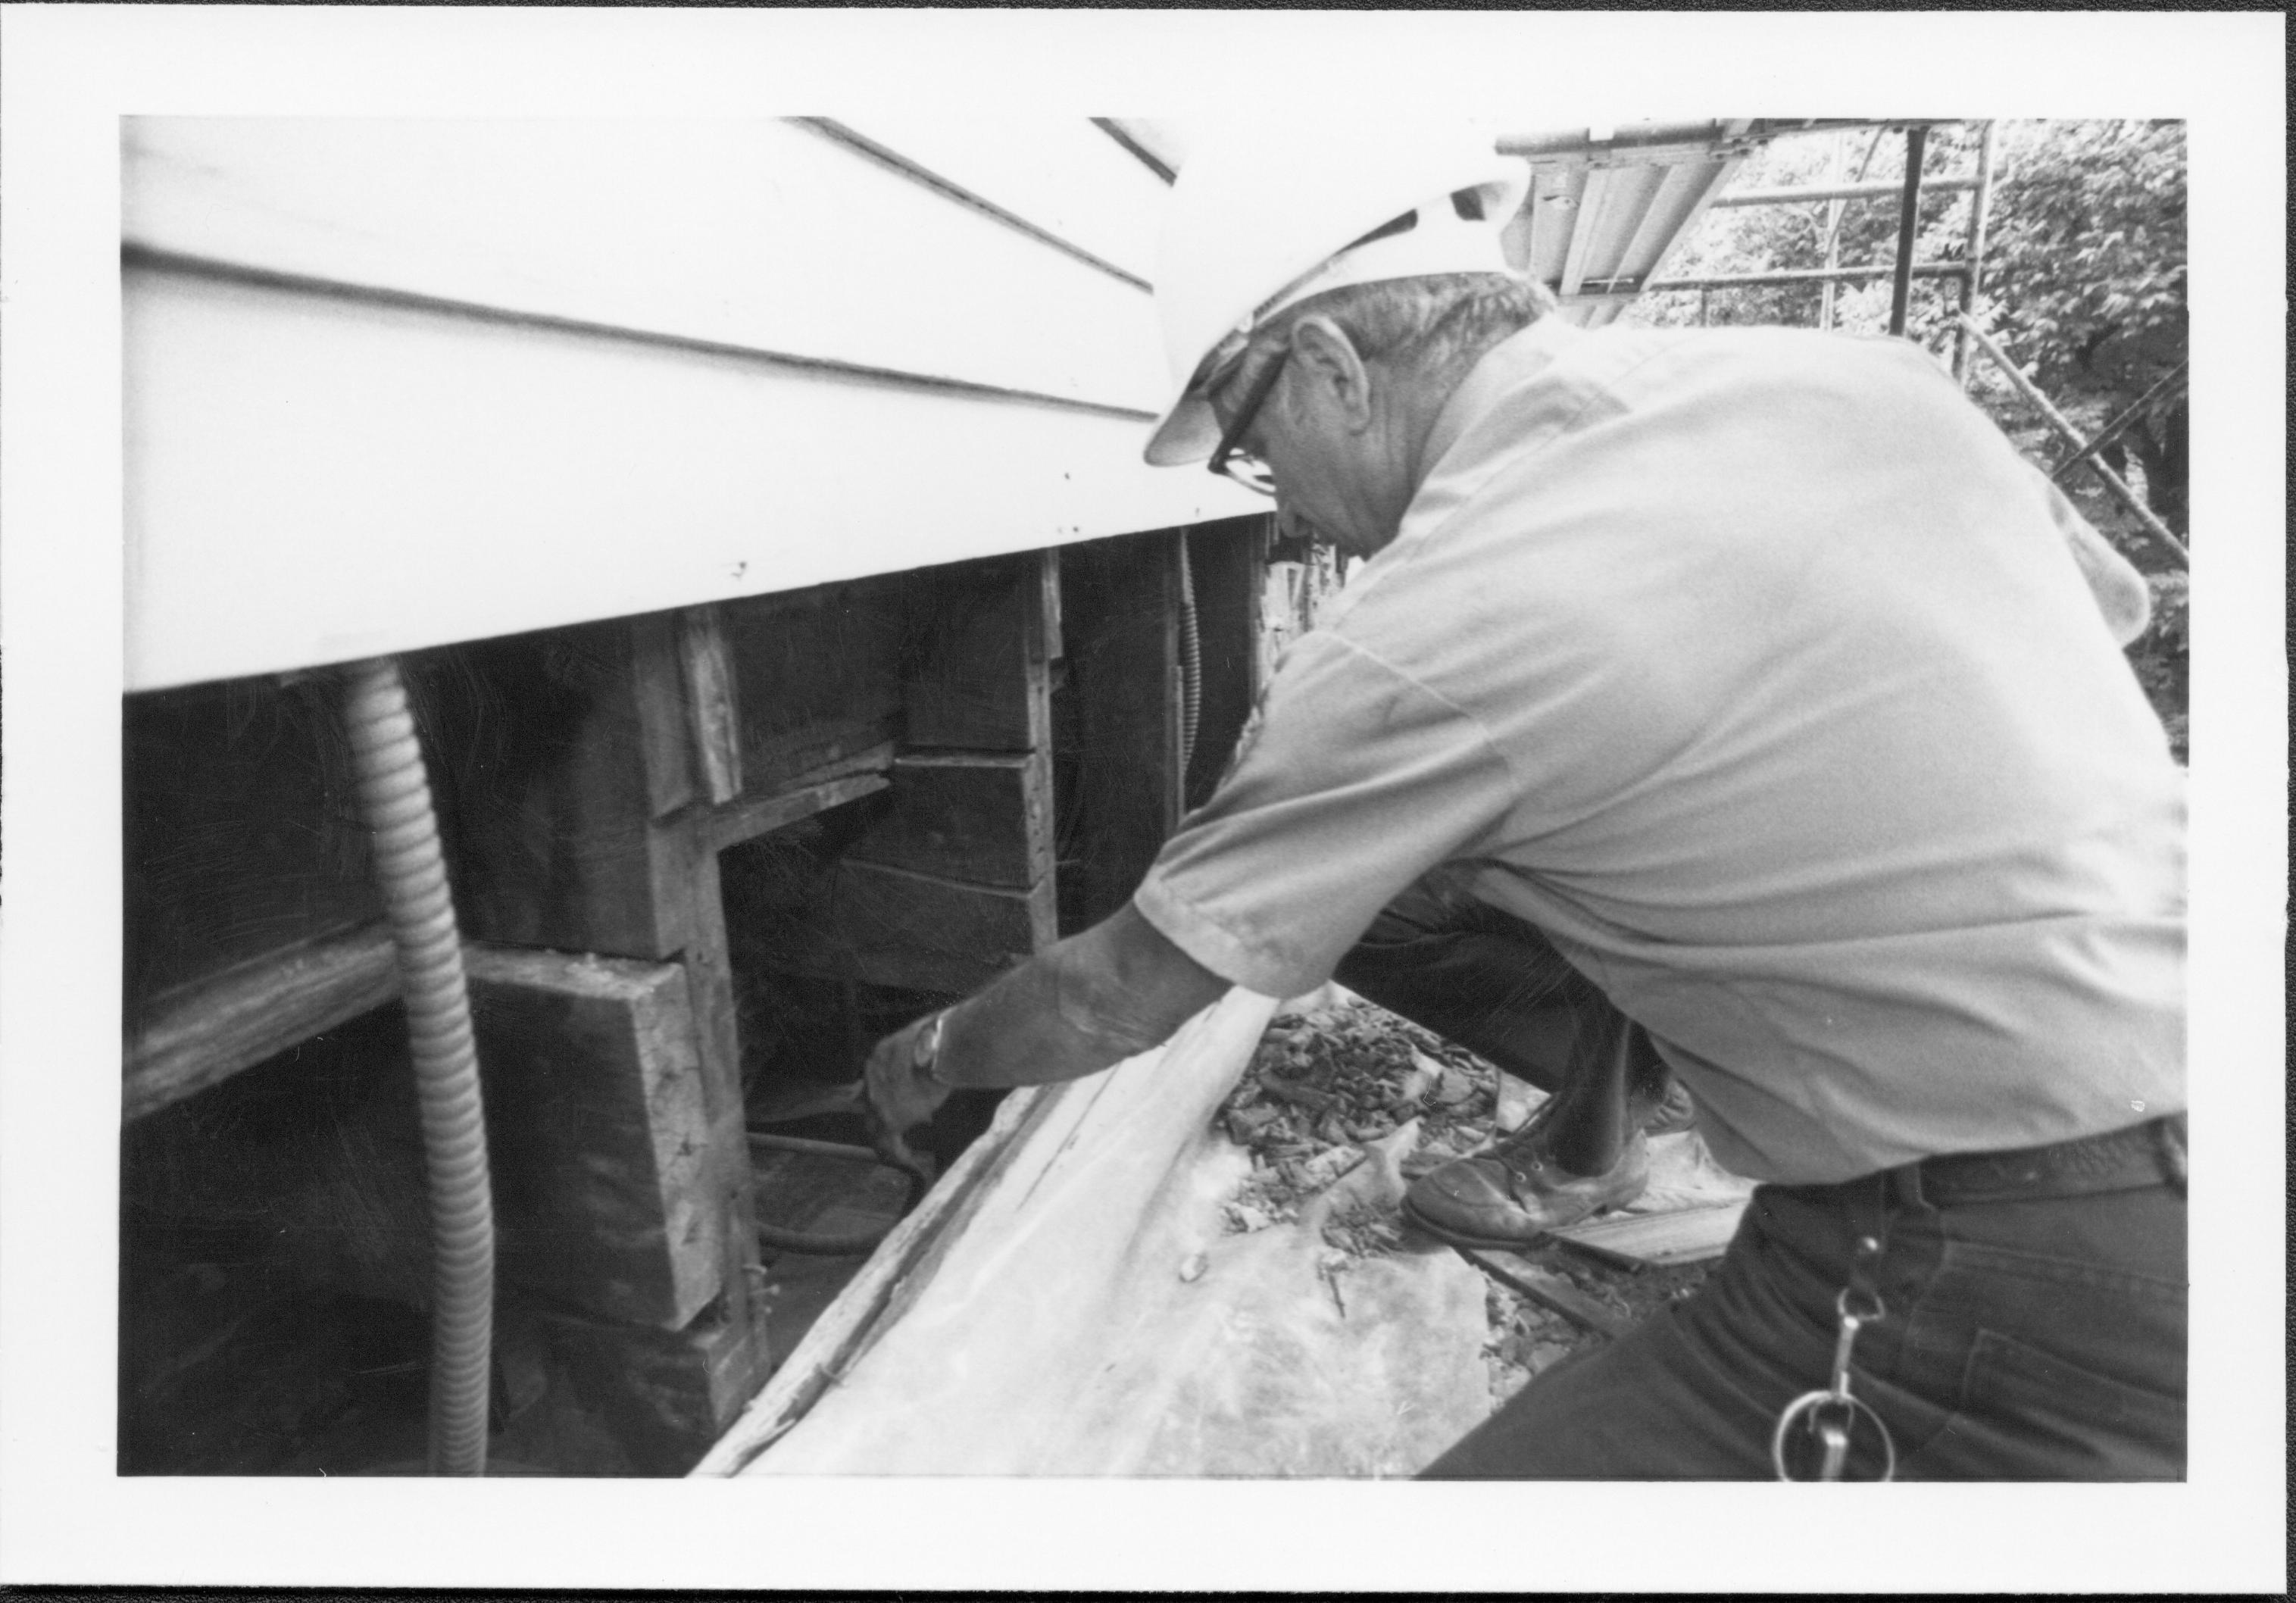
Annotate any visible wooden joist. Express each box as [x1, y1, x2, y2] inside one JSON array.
[[124, 925, 400, 1123]]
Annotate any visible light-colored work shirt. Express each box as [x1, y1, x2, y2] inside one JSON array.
[[1133, 317, 2185, 1185]]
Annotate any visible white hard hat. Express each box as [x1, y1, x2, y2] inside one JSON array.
[[1145, 120, 1529, 466]]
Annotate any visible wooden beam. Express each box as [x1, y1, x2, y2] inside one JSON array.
[[465, 943, 723, 1330], [842, 751, 1054, 890], [721, 575, 907, 793], [901, 552, 1053, 753], [701, 767, 890, 855], [123, 924, 398, 1122], [828, 860, 1057, 995], [676, 605, 744, 807], [435, 617, 697, 961], [540, 1288, 775, 1475], [1059, 528, 1182, 931]]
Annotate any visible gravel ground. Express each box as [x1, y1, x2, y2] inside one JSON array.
[[1217, 992, 1717, 1405]]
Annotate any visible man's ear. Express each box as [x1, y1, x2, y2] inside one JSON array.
[[1285, 316, 1375, 434]]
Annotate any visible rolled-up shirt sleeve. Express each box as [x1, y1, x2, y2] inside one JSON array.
[[1132, 631, 1518, 998]]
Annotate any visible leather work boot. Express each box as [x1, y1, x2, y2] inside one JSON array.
[[1403, 1126, 1652, 1250], [1637, 1076, 1698, 1137]]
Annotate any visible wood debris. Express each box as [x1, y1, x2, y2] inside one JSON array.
[[1210, 990, 1726, 1409]]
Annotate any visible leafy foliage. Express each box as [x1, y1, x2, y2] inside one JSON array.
[[1629, 122, 2188, 535]]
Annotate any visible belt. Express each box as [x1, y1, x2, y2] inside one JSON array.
[[1890, 1112, 2188, 1208]]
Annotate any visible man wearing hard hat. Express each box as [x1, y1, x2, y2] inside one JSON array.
[[866, 122, 2185, 1479]]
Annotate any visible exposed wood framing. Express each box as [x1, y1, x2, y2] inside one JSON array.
[[843, 752, 1054, 889], [466, 944, 723, 1330], [1060, 529, 1184, 930], [676, 605, 745, 806], [827, 861, 1059, 995], [702, 766, 891, 856], [123, 924, 398, 1123]]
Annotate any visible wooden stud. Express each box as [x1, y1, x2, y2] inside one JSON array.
[[676, 605, 745, 807], [672, 817, 773, 1356], [629, 611, 699, 821], [1057, 529, 1183, 930]]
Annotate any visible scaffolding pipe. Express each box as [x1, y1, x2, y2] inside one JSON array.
[[1953, 122, 1999, 383], [1640, 262, 1966, 294], [1713, 174, 1984, 208], [2051, 361, 2191, 486], [1888, 127, 1929, 336], [1956, 315, 2188, 569]]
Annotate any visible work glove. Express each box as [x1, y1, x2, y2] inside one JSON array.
[[862, 1008, 954, 1146]]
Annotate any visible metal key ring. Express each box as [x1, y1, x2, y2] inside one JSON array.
[[1771, 1389, 1898, 1482]]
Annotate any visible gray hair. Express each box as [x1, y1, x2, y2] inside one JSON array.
[[1245, 271, 1557, 393]]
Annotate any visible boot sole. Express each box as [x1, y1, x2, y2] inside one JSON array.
[[1400, 1195, 1573, 1252]]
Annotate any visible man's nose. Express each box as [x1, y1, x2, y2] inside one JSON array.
[[1276, 501, 1320, 547]]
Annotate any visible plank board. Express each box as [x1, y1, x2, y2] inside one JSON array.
[[829, 861, 1058, 996], [123, 925, 399, 1123], [829, 114, 1168, 283], [900, 552, 1052, 753], [465, 944, 723, 1330], [720, 577, 907, 795], [842, 752, 1054, 890], [1057, 528, 1183, 930], [1551, 1200, 1748, 1269], [539, 1289, 773, 1476], [123, 671, 381, 1002], [427, 620, 693, 962]]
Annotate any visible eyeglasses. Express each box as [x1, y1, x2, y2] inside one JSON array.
[[1207, 344, 1289, 498]]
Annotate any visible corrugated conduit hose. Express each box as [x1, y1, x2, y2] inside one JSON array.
[[342, 656, 495, 1476], [1176, 536, 1201, 784]]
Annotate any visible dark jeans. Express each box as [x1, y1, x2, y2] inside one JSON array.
[[1422, 1156, 2188, 1480], [1332, 869, 1669, 1173]]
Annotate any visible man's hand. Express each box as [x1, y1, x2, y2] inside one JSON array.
[[863, 1008, 953, 1140]]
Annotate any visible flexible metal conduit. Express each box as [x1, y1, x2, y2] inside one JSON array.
[[1176, 535, 1201, 783], [342, 656, 495, 1476]]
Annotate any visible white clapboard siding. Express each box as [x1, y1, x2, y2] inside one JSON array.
[[123, 118, 1167, 413], [125, 262, 1260, 692], [123, 116, 1269, 691], [828, 115, 1170, 282]]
